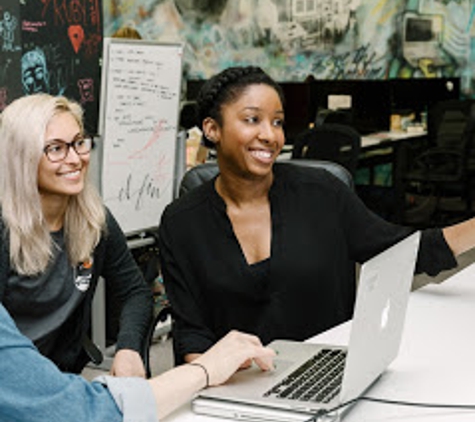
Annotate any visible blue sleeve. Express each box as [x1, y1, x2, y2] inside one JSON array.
[[0, 303, 156, 422]]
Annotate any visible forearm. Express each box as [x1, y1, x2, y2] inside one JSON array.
[[172, 323, 216, 364], [148, 330, 275, 419], [184, 352, 202, 363], [148, 363, 207, 419], [103, 210, 154, 352], [443, 217, 475, 257], [115, 289, 153, 352]]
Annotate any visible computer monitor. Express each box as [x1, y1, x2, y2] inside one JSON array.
[[402, 13, 446, 67]]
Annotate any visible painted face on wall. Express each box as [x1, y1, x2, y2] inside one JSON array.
[[21, 48, 50, 94], [210, 83, 285, 179], [175, 0, 228, 13], [174, 0, 228, 22]]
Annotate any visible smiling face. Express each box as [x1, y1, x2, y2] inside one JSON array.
[[206, 83, 285, 180], [37, 111, 90, 202]]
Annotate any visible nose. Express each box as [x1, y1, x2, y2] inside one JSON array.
[[258, 120, 278, 144], [64, 144, 81, 163]]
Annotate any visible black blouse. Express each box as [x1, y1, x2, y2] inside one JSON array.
[[158, 163, 456, 364]]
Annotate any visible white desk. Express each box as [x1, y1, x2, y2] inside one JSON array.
[[361, 130, 427, 150], [165, 262, 475, 421]]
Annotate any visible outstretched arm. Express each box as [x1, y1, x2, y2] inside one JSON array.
[[443, 218, 475, 257], [0, 303, 274, 422], [0, 304, 125, 422]]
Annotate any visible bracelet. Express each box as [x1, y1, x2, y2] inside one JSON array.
[[189, 362, 209, 388]]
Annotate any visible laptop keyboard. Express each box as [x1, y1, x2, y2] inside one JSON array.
[[263, 348, 347, 404]]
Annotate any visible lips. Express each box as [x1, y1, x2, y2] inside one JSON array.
[[249, 148, 274, 163], [60, 169, 82, 180]]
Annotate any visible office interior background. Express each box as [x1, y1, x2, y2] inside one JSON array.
[[2, 0, 475, 123], [4, 0, 475, 376]]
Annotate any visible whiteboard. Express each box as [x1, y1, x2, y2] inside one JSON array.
[[99, 38, 183, 235]]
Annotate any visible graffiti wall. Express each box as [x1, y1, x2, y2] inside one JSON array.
[[0, 0, 103, 132], [0, 1, 22, 111], [103, 0, 475, 97]]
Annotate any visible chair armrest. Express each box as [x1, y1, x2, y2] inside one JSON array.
[[142, 301, 172, 378], [406, 147, 465, 182]]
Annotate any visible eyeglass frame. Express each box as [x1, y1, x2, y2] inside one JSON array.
[[43, 135, 95, 163]]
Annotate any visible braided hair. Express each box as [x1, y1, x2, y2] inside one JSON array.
[[196, 66, 285, 148]]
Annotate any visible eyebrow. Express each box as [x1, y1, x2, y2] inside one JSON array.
[[242, 106, 285, 114], [45, 132, 83, 144]]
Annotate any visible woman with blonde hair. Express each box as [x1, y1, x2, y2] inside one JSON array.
[[0, 93, 152, 376]]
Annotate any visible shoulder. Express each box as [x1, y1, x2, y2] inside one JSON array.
[[99, 208, 128, 246], [103, 208, 122, 233]]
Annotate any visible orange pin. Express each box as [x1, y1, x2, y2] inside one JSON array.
[[68, 25, 85, 54], [82, 259, 93, 269]]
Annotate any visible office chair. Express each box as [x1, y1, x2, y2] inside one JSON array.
[[314, 109, 352, 126], [403, 99, 475, 226], [142, 293, 172, 378], [179, 159, 354, 195], [291, 123, 361, 177]]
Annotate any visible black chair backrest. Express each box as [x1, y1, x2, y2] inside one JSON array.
[[428, 99, 475, 150], [314, 109, 352, 126], [179, 159, 353, 197], [291, 123, 361, 177]]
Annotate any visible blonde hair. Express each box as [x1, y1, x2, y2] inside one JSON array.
[[0, 94, 106, 275]]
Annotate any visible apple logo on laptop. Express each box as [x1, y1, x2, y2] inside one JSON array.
[[381, 299, 391, 330]]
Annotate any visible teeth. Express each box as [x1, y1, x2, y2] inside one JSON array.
[[251, 150, 272, 159], [63, 170, 80, 178]]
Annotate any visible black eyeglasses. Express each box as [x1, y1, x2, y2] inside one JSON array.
[[43, 135, 94, 163]]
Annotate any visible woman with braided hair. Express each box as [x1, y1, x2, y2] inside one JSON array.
[[158, 65, 475, 365]]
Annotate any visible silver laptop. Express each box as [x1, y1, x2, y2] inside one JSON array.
[[193, 231, 421, 422]]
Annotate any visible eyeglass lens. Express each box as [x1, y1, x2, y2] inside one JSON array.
[[44, 137, 92, 162]]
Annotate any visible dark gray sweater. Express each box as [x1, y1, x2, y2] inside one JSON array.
[[0, 208, 153, 373]]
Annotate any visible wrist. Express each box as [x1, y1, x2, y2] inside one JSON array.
[[188, 362, 209, 389]]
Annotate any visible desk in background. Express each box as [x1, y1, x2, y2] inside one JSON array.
[[281, 130, 427, 171], [358, 130, 428, 184], [361, 130, 427, 150], [282, 130, 427, 223], [357, 130, 428, 223], [165, 262, 475, 422]]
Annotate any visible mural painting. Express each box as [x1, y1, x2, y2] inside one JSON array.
[[0, 1, 22, 111], [103, 0, 475, 97], [21, 0, 103, 132]]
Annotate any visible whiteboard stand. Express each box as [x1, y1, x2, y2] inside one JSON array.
[[174, 130, 187, 198], [89, 277, 114, 371]]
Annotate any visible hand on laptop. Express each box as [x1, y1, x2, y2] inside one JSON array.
[[194, 330, 275, 387]]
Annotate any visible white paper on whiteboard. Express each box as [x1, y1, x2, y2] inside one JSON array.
[[328, 95, 352, 110]]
